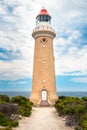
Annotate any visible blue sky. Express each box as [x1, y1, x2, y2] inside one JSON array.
[[0, 0, 87, 92]]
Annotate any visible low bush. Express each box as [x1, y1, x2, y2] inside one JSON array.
[[19, 107, 31, 117], [8, 121, 18, 127], [0, 112, 9, 126], [0, 95, 32, 128], [0, 112, 18, 127], [0, 99, 3, 105], [81, 120, 87, 130], [0, 103, 19, 118], [11, 96, 32, 117], [11, 96, 27, 106], [55, 96, 87, 130], [0, 95, 10, 103], [11, 96, 32, 108]]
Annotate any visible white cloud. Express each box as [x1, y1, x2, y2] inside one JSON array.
[[72, 77, 87, 83], [55, 45, 87, 75], [0, 53, 8, 59], [0, 0, 87, 80], [0, 60, 33, 80], [15, 81, 28, 84], [0, 5, 7, 15]]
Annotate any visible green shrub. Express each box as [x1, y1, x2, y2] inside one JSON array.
[[0, 95, 32, 128], [19, 107, 31, 117], [0, 112, 8, 126], [0, 112, 9, 126], [10, 121, 18, 127], [82, 97, 87, 101], [0, 111, 18, 127], [0, 99, 2, 105], [80, 112, 87, 121], [58, 96, 66, 100], [74, 127, 78, 130], [11, 96, 33, 108], [11, 96, 32, 117], [25, 100, 32, 110], [55, 96, 87, 129], [0, 95, 10, 103], [0, 103, 19, 117], [81, 120, 87, 130], [11, 96, 27, 106]]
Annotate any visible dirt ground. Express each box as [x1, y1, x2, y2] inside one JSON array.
[[13, 107, 74, 130]]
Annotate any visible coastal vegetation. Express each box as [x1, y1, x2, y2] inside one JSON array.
[[0, 95, 33, 129], [55, 96, 87, 130]]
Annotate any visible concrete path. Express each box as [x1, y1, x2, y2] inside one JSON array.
[[13, 107, 74, 130]]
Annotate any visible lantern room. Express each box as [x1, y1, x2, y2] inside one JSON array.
[[36, 8, 51, 26]]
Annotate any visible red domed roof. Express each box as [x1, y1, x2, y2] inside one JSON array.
[[36, 8, 51, 18]]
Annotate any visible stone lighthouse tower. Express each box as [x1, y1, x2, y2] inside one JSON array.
[[30, 8, 58, 106]]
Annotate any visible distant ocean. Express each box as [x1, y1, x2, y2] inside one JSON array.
[[0, 91, 87, 98]]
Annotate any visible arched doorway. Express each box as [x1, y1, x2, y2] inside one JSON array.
[[40, 90, 49, 106], [41, 90, 47, 101]]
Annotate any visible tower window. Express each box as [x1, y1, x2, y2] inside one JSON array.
[[43, 80, 46, 83], [43, 45, 45, 48], [43, 60, 46, 64], [40, 38, 47, 44], [37, 15, 51, 23], [42, 38, 46, 42]]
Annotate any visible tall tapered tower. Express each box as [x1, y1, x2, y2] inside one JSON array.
[[30, 8, 58, 106]]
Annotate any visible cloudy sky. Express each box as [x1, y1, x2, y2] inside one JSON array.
[[0, 0, 87, 92]]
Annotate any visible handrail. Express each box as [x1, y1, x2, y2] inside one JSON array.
[[33, 25, 55, 33]]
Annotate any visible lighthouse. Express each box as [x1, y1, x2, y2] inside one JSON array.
[[30, 8, 58, 106]]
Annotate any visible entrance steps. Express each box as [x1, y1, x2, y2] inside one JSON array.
[[40, 100, 50, 107]]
